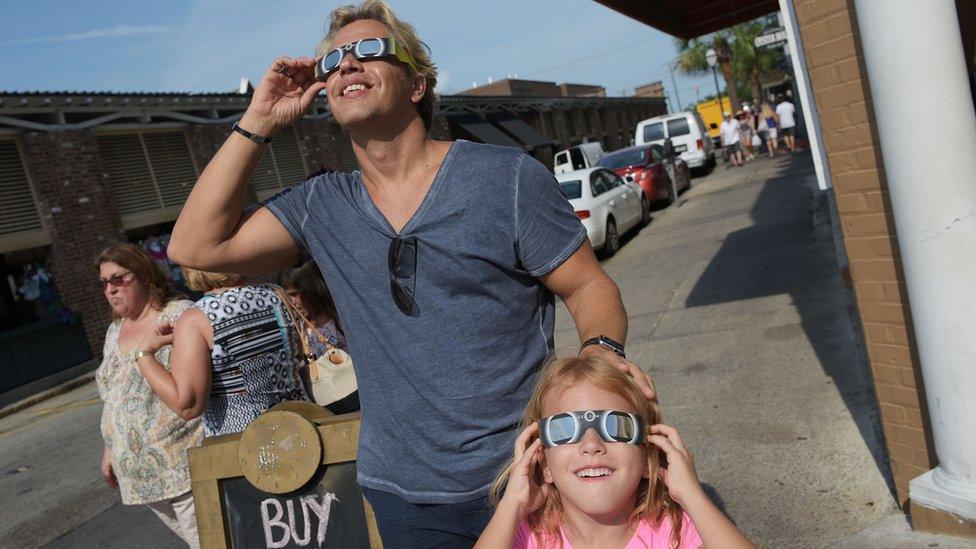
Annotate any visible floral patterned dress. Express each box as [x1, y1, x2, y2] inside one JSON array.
[[95, 299, 204, 505]]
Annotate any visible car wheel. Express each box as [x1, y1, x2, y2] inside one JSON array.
[[639, 194, 651, 227], [603, 218, 619, 258]]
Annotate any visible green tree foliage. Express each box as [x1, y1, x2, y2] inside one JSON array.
[[675, 17, 785, 111]]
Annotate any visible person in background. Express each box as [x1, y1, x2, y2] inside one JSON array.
[[775, 95, 797, 152], [738, 107, 756, 162], [135, 269, 310, 438], [281, 261, 360, 414], [761, 102, 779, 158], [95, 243, 203, 548], [719, 111, 744, 168]]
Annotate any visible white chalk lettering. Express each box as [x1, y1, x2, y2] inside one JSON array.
[[259, 493, 338, 548], [288, 498, 311, 545], [304, 493, 338, 546], [260, 499, 290, 549]]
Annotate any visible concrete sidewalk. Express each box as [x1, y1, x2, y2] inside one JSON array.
[[554, 153, 974, 547]]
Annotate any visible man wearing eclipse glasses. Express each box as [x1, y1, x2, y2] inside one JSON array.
[[168, 1, 654, 545]]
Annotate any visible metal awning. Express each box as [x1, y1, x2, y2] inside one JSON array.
[[593, 0, 779, 39], [449, 114, 521, 148], [487, 112, 554, 150]]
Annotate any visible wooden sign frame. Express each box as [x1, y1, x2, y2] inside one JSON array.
[[188, 411, 383, 549]]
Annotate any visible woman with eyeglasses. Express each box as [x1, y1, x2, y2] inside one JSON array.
[[95, 243, 204, 548], [134, 269, 310, 438]]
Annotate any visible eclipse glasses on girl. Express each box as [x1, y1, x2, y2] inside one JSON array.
[[314, 37, 419, 81], [538, 410, 646, 448]]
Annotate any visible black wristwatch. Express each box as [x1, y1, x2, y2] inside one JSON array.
[[580, 335, 626, 359]]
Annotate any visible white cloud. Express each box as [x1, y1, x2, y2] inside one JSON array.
[[434, 70, 450, 94], [13, 25, 176, 45]]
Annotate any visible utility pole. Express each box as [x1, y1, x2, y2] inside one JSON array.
[[667, 60, 682, 111]]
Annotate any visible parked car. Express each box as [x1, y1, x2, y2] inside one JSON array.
[[597, 143, 691, 206], [553, 142, 606, 174], [635, 111, 715, 172], [555, 167, 650, 257]]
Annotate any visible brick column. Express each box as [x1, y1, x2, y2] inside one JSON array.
[[794, 0, 937, 510], [293, 119, 346, 173], [21, 131, 125, 357]]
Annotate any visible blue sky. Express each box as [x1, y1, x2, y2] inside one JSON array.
[[0, 0, 728, 111]]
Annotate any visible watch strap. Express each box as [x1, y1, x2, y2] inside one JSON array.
[[232, 122, 273, 144], [580, 335, 626, 359]]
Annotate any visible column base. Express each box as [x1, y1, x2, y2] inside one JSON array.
[[910, 468, 976, 524]]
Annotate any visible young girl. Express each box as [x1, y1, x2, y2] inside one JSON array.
[[476, 356, 755, 549]]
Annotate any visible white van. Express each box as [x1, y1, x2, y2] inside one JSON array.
[[634, 112, 715, 171], [553, 142, 605, 175]]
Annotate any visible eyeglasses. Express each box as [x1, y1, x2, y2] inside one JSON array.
[[538, 410, 645, 448], [314, 37, 419, 81], [99, 271, 134, 291], [388, 236, 418, 316]]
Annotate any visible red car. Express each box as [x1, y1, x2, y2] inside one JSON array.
[[596, 144, 691, 205]]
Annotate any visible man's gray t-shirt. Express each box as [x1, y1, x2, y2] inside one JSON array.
[[265, 140, 586, 504]]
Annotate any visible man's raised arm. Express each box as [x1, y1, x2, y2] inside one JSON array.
[[168, 57, 327, 274]]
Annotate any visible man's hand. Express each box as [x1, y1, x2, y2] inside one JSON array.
[[579, 344, 656, 400], [241, 56, 328, 137]]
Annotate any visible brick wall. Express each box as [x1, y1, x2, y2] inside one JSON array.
[[793, 0, 936, 506], [186, 123, 259, 205], [21, 131, 125, 357]]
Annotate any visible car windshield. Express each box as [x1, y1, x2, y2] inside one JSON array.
[[598, 148, 647, 169], [559, 180, 582, 199], [642, 122, 665, 142]]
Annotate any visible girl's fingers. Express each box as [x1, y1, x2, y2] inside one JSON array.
[[650, 424, 686, 452], [648, 434, 678, 456], [513, 424, 540, 460]]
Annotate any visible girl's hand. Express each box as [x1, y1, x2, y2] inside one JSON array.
[[648, 424, 703, 507], [240, 57, 328, 136], [500, 423, 547, 518], [137, 322, 175, 354]]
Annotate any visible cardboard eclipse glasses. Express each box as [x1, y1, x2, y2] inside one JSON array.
[[314, 37, 419, 81]]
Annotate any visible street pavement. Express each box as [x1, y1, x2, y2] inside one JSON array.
[[1, 152, 973, 548]]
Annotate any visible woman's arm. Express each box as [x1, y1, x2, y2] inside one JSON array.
[[136, 309, 213, 421]]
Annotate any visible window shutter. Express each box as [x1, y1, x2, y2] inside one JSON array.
[[250, 153, 280, 197], [96, 134, 161, 214], [143, 132, 197, 207], [0, 141, 43, 235], [271, 127, 308, 187]]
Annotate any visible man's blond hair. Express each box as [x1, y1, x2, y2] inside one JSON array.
[[316, 0, 438, 132]]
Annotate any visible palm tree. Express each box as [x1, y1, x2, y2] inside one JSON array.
[[729, 22, 781, 106], [675, 33, 740, 112]]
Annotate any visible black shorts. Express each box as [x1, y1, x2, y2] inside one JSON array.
[[780, 126, 796, 137], [725, 142, 743, 155]]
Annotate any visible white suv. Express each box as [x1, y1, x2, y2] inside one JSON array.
[[635, 112, 715, 171]]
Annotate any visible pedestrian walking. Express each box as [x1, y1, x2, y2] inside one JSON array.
[[135, 269, 310, 438], [761, 102, 779, 157], [720, 111, 745, 167], [95, 243, 203, 548], [775, 95, 797, 152], [739, 108, 756, 162], [166, 0, 652, 545]]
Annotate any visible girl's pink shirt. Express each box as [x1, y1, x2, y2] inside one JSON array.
[[512, 513, 703, 549]]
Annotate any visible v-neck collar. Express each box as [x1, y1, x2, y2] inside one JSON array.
[[356, 140, 461, 236]]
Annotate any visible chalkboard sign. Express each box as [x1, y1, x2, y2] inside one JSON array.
[[222, 463, 370, 549], [188, 409, 382, 549]]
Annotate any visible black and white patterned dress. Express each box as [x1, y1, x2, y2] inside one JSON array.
[[194, 284, 310, 437]]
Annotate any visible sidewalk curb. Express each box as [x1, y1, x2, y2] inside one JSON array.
[[0, 372, 96, 420]]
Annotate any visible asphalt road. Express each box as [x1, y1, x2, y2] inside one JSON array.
[[1, 152, 967, 548]]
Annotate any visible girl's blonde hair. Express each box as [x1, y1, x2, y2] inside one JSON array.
[[181, 267, 246, 293], [316, 0, 438, 132], [489, 355, 685, 548]]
